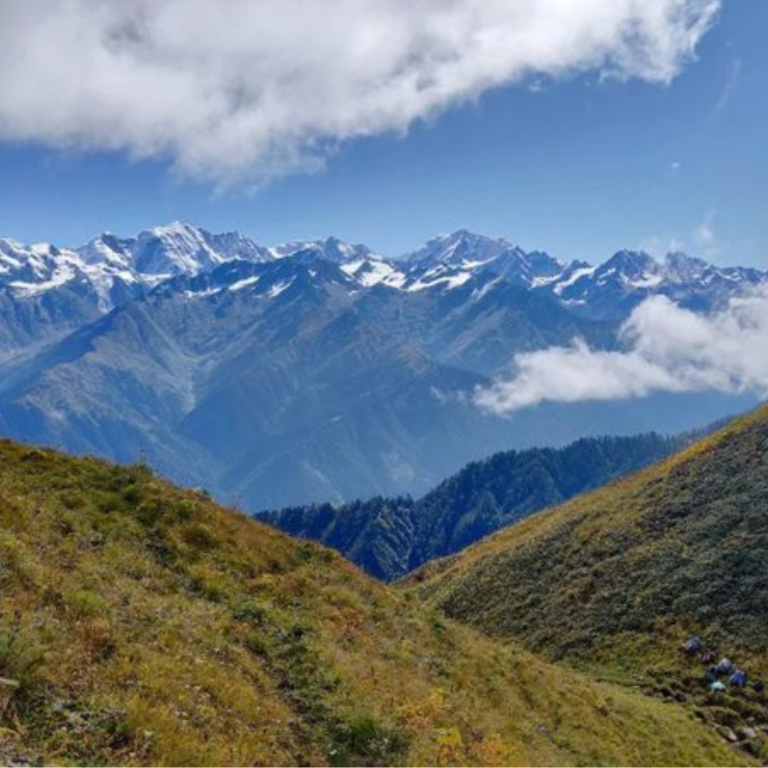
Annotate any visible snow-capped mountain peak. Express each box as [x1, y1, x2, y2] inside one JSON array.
[[268, 236, 406, 288], [0, 223, 273, 316], [1, 224, 765, 333], [539, 247, 768, 320], [401, 229, 564, 292], [600, 250, 657, 279], [662, 251, 710, 283], [270, 235, 375, 263], [78, 233, 134, 269], [129, 222, 266, 277], [406, 229, 516, 269], [79, 222, 270, 279], [0, 239, 88, 296]]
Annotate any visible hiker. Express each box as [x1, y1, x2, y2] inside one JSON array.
[[704, 667, 719, 683], [730, 670, 748, 687], [716, 658, 733, 675], [682, 636, 702, 655], [710, 681, 726, 693]]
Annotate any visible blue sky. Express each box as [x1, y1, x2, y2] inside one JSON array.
[[0, 1, 765, 266]]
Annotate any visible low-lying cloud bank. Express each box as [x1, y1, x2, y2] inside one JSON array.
[[476, 289, 768, 414], [0, 0, 719, 185]]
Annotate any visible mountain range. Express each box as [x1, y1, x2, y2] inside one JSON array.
[[0, 223, 761, 510]]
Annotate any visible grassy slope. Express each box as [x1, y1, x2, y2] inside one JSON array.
[[412, 404, 768, 758], [414, 403, 768, 653], [0, 440, 744, 766]]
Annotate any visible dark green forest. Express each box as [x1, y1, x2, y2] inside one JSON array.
[[263, 431, 692, 580]]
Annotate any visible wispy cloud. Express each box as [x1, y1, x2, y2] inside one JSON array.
[[694, 209, 719, 256], [641, 210, 720, 261], [640, 235, 685, 260], [476, 289, 768, 414], [711, 56, 743, 117], [0, 0, 721, 186]]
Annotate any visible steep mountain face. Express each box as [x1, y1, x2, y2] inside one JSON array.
[[271, 236, 407, 288], [414, 404, 768, 664], [0, 223, 762, 509], [0, 279, 103, 365], [0, 255, 544, 509], [262, 432, 690, 581], [354, 275, 614, 376], [79, 222, 270, 279], [406, 230, 517, 268], [174, 262, 508, 509], [0, 439, 740, 767], [0, 239, 124, 360], [401, 230, 564, 293]]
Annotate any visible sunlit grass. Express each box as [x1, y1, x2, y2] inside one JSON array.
[[0, 439, 748, 765]]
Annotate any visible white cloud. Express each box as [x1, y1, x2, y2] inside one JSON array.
[[0, 0, 720, 185], [711, 56, 742, 117], [640, 235, 685, 259], [476, 289, 768, 414], [694, 209, 719, 255], [641, 210, 719, 262]]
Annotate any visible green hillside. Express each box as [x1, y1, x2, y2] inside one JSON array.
[[413, 405, 768, 758], [0, 439, 745, 766]]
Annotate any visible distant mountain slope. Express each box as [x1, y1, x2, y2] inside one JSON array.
[[353, 275, 615, 376], [262, 432, 691, 580], [413, 404, 768, 665], [0, 439, 739, 767], [0, 222, 762, 509], [0, 256, 535, 509], [9, 250, 698, 512]]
